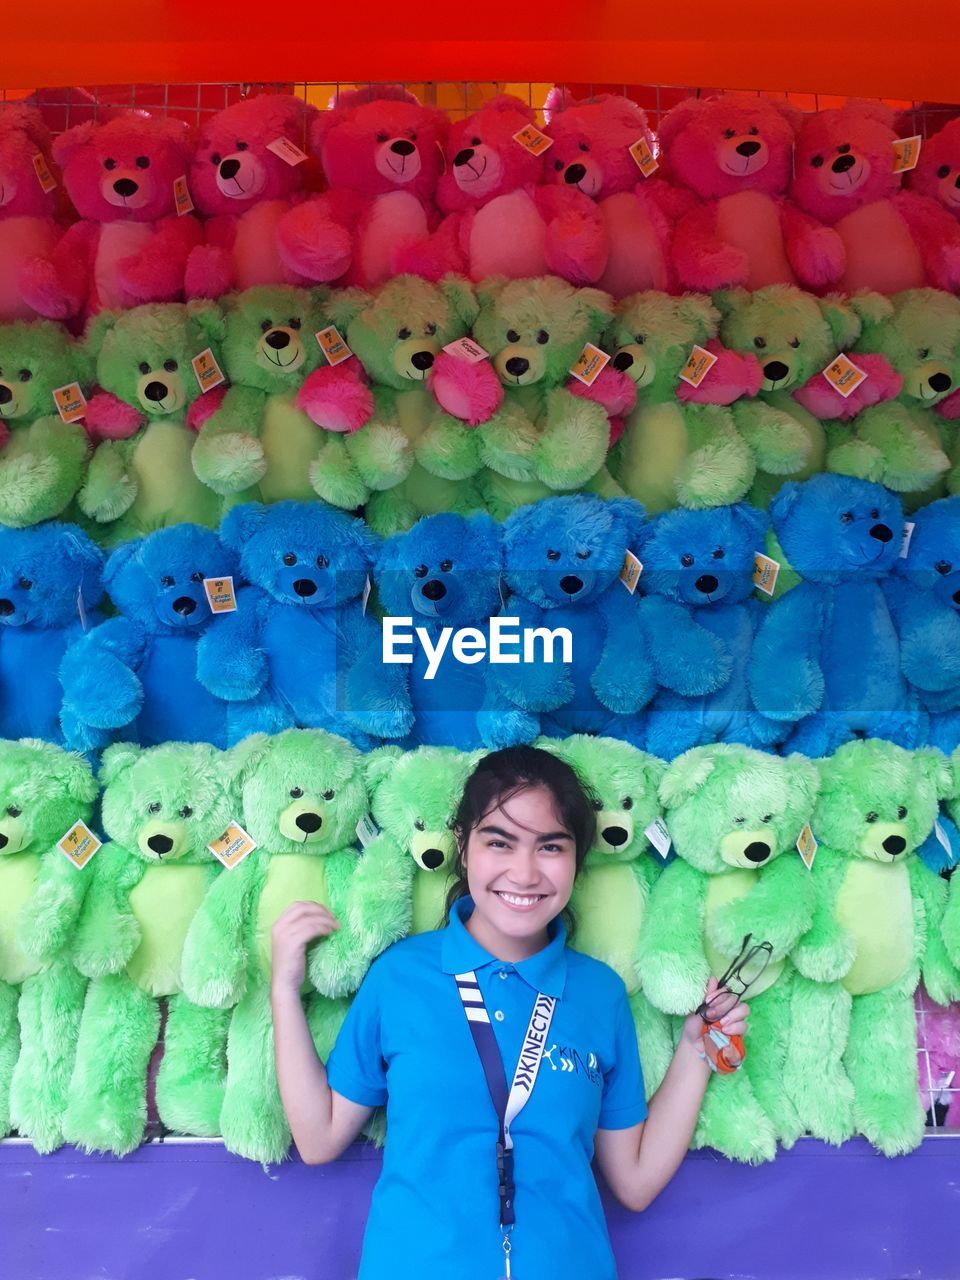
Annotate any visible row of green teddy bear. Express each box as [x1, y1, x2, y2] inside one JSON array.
[[2, 276, 958, 541], [3, 729, 959, 1167]]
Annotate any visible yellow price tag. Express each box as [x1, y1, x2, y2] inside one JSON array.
[[629, 136, 659, 177], [208, 821, 257, 870], [315, 325, 354, 366], [32, 152, 57, 193], [620, 549, 643, 594], [58, 820, 102, 870], [52, 382, 87, 423], [192, 348, 226, 393], [569, 342, 610, 387], [821, 353, 867, 398], [512, 124, 553, 157], [753, 552, 780, 597], [892, 135, 922, 174], [173, 175, 195, 216], [203, 576, 237, 614], [796, 823, 818, 870], [678, 344, 718, 389]]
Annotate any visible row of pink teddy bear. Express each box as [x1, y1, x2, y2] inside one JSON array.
[[3, 86, 960, 325]]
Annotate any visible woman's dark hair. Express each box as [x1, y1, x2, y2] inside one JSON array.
[[444, 745, 598, 937]]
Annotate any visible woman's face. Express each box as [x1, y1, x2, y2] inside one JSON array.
[[464, 784, 577, 944]]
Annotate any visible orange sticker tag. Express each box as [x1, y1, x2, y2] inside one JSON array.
[[315, 325, 353, 366], [192, 348, 226, 393], [173, 174, 195, 216], [678, 344, 718, 388], [821, 352, 867, 398], [443, 336, 490, 364], [620, 549, 643, 594], [58, 820, 101, 870], [266, 136, 309, 166], [203, 576, 237, 613], [512, 124, 553, 157], [32, 152, 57, 193], [796, 823, 818, 871], [629, 135, 659, 177], [892, 135, 922, 174], [753, 552, 781, 596], [569, 343, 610, 387], [52, 382, 87, 423], [208, 821, 257, 870]]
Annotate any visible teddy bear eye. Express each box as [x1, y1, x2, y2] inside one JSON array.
[[723, 128, 736, 139], [870, 508, 879, 519], [376, 131, 388, 143], [160, 575, 174, 587], [7, 806, 21, 818], [236, 140, 248, 151], [104, 157, 117, 170], [409, 132, 417, 142], [811, 154, 824, 168], [414, 564, 428, 578], [789, 338, 801, 349], [138, 362, 150, 375], [634, 334, 645, 345], [749, 126, 759, 136], [866, 811, 878, 823], [712, 547, 725, 559], [680, 553, 694, 567], [260, 319, 273, 333], [163, 359, 178, 372], [289, 318, 302, 331], [18, 577, 31, 590], [578, 141, 590, 152], [938, 165, 951, 179], [415, 818, 426, 830], [554, 159, 564, 171], [754, 336, 767, 349], [546, 550, 560, 562], [397, 327, 412, 340], [179, 806, 193, 818], [290, 787, 303, 798], [734, 816, 745, 825], [135, 156, 150, 169], [762, 813, 772, 823], [440, 559, 453, 572], [840, 511, 854, 524], [322, 789, 335, 801], [17, 368, 31, 382], [211, 152, 221, 165], [282, 553, 296, 566], [148, 802, 161, 814], [592, 798, 603, 811], [316, 554, 329, 569], [471, 137, 482, 147], [575, 549, 591, 561], [837, 143, 851, 154], [622, 796, 633, 810], [190, 571, 203, 583], [536, 330, 549, 344], [897, 806, 908, 819], [426, 323, 437, 336], [506, 329, 521, 343], [935, 560, 953, 575], [918, 348, 930, 360]]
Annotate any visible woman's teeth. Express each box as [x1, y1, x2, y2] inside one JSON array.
[[495, 891, 545, 909]]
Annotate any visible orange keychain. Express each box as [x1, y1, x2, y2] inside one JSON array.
[[695, 933, 771, 1074]]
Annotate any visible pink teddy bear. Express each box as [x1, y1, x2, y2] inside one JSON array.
[[658, 93, 843, 292], [185, 93, 319, 297], [907, 117, 960, 221], [277, 86, 453, 288], [790, 101, 960, 294], [19, 111, 201, 322], [0, 105, 64, 322]]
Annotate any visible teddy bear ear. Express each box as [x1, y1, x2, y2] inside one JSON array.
[[659, 748, 717, 809], [576, 287, 615, 336], [711, 288, 749, 321], [783, 752, 821, 812], [657, 97, 703, 151], [764, 99, 803, 131], [484, 94, 535, 124], [82, 309, 122, 363], [474, 276, 509, 312], [324, 288, 371, 331], [729, 502, 769, 546], [1, 105, 52, 152], [60, 749, 99, 806], [768, 481, 803, 528], [543, 86, 577, 122], [606, 497, 650, 554], [438, 275, 479, 330], [843, 99, 897, 131], [637, 750, 667, 794], [186, 300, 226, 347], [103, 538, 143, 596], [52, 120, 98, 168], [219, 502, 267, 553], [847, 290, 894, 337], [915, 748, 954, 801], [819, 295, 862, 351], [224, 733, 272, 784], [364, 745, 405, 793], [61, 525, 105, 604], [151, 115, 195, 165], [99, 742, 141, 787], [677, 294, 721, 340]]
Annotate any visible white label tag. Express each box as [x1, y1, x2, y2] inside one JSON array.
[[644, 817, 672, 859], [900, 522, 915, 559], [76, 587, 89, 633], [356, 813, 381, 849], [443, 336, 490, 364], [266, 136, 309, 166], [934, 818, 952, 861], [796, 823, 818, 870], [361, 574, 371, 616]]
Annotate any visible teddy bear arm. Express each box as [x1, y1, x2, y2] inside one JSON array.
[[639, 595, 732, 697], [731, 400, 813, 476], [638, 861, 710, 1015], [17, 848, 90, 964], [0, 416, 89, 527], [70, 846, 142, 977], [339, 836, 415, 964], [537, 186, 607, 284], [184, 216, 238, 298], [790, 849, 856, 983], [276, 196, 354, 284], [488, 598, 573, 712], [181, 853, 264, 1008], [17, 220, 96, 320], [833, 403, 949, 494], [749, 584, 825, 721], [195, 590, 269, 700], [391, 214, 468, 281], [340, 607, 414, 741], [910, 858, 960, 1004], [792, 355, 903, 422], [191, 386, 268, 496], [590, 590, 657, 713], [412, 411, 484, 481], [342, 392, 415, 492], [305, 848, 385, 998], [78, 438, 139, 524], [672, 203, 749, 291], [709, 853, 815, 960], [477, 402, 540, 481], [536, 388, 609, 490], [116, 216, 201, 303], [887, 582, 960, 693], [779, 202, 846, 290], [894, 192, 960, 290], [674, 404, 755, 509], [60, 616, 146, 735]]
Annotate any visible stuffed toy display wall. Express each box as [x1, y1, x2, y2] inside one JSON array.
[[0, 107, 64, 323]]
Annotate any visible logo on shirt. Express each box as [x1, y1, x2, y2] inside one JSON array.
[[542, 1044, 602, 1087]]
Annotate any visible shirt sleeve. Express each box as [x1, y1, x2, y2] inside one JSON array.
[[597, 979, 647, 1130], [325, 958, 389, 1108]]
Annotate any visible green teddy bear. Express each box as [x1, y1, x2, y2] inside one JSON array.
[[637, 743, 818, 1164], [0, 738, 97, 1152], [181, 729, 409, 1163], [62, 740, 240, 1155], [786, 739, 959, 1156], [538, 734, 673, 1098], [0, 320, 91, 528], [77, 302, 226, 545]]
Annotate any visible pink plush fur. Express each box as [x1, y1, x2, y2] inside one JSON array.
[[908, 118, 960, 219], [83, 391, 145, 442], [295, 362, 375, 434], [917, 984, 960, 1128], [675, 340, 763, 405], [0, 105, 63, 321], [427, 350, 503, 426], [792, 352, 903, 420]]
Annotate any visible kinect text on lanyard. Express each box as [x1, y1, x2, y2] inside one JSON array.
[[455, 970, 556, 1280]]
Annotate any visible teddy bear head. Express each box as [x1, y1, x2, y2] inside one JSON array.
[[539, 734, 665, 868], [908, 118, 960, 215], [814, 738, 950, 863], [376, 511, 502, 629], [660, 744, 819, 874], [658, 93, 799, 200], [218, 285, 326, 392], [365, 744, 479, 876], [103, 523, 238, 636], [311, 85, 447, 201], [437, 94, 544, 212], [790, 101, 902, 224], [896, 495, 960, 612], [0, 105, 57, 218], [473, 276, 613, 390], [770, 474, 903, 585], [503, 494, 647, 610], [220, 500, 377, 609], [714, 285, 862, 393], [0, 319, 89, 424], [848, 289, 960, 407], [188, 94, 317, 216], [642, 503, 768, 609], [85, 301, 225, 419], [0, 738, 97, 858], [0, 523, 103, 631], [99, 739, 238, 864], [52, 111, 193, 223], [542, 91, 655, 199], [605, 291, 720, 395], [327, 274, 478, 390]]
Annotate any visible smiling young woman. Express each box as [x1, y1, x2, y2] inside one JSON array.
[[270, 745, 748, 1280]]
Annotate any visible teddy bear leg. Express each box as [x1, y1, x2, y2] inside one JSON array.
[[783, 714, 844, 759], [9, 961, 86, 1153], [845, 988, 926, 1156], [0, 981, 20, 1136], [629, 991, 674, 1098], [643, 700, 704, 761], [692, 1059, 778, 1164], [226, 694, 295, 745], [62, 973, 159, 1155], [930, 710, 960, 754], [865, 708, 929, 750], [783, 975, 853, 1147], [219, 977, 292, 1164], [740, 980, 803, 1148], [155, 994, 230, 1138]]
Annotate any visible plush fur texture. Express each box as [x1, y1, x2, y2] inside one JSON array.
[[916, 982, 960, 1128], [0, 106, 63, 322], [908, 118, 960, 220]]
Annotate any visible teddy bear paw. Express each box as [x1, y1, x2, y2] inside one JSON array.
[[195, 433, 267, 494], [0, 452, 61, 525]]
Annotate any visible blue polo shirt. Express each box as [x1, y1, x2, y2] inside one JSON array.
[[326, 896, 647, 1280]]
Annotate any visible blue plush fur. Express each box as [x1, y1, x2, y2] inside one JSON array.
[[198, 501, 409, 746], [749, 474, 924, 754], [641, 504, 783, 759], [60, 524, 237, 750], [0, 525, 103, 745]]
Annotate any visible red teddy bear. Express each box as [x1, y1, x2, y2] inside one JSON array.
[[0, 105, 65, 322], [907, 117, 960, 222]]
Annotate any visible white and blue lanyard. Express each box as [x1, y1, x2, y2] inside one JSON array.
[[455, 970, 556, 1280]]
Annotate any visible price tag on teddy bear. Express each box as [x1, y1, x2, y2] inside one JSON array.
[[796, 824, 818, 871], [821, 353, 867, 398], [192, 348, 226, 393], [512, 124, 553, 157], [58, 820, 102, 870], [619, 549, 643, 594], [678, 345, 718, 388], [752, 552, 780, 597], [266, 136, 309, 166], [315, 325, 354, 366], [203, 576, 237, 614], [629, 136, 659, 177], [899, 522, 916, 558], [892, 135, 922, 174], [443, 336, 490, 364], [52, 383, 87, 424], [32, 152, 57, 193], [173, 175, 195, 216], [356, 813, 381, 849], [569, 343, 610, 387], [209, 821, 257, 870], [644, 817, 672, 860]]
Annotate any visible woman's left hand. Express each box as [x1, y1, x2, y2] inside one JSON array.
[[679, 976, 749, 1050]]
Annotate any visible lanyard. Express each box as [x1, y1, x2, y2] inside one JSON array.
[[455, 970, 556, 1280]]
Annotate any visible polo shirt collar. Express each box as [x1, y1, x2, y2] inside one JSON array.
[[440, 895, 567, 998]]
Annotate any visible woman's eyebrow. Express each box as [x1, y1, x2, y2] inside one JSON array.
[[478, 825, 573, 842], [478, 825, 517, 840]]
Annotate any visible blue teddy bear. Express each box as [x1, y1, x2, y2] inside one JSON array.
[[198, 501, 410, 746], [376, 511, 537, 750], [500, 495, 729, 746], [749, 474, 925, 755], [641, 503, 784, 759], [0, 524, 103, 745], [60, 523, 237, 750]]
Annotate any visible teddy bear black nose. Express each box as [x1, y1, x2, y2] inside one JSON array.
[[602, 825, 628, 848], [0, 386, 12, 405], [293, 578, 317, 597], [929, 371, 952, 393], [870, 523, 893, 543], [736, 140, 762, 157], [560, 575, 584, 595], [172, 596, 196, 616], [265, 330, 290, 350], [505, 356, 529, 377], [391, 140, 416, 156], [695, 574, 719, 595], [295, 812, 322, 834], [113, 177, 139, 197], [883, 834, 907, 855], [411, 351, 435, 372], [219, 157, 241, 179], [0, 833, 7, 849], [612, 351, 634, 372], [421, 847, 444, 870], [144, 381, 169, 402], [564, 163, 587, 184], [832, 154, 857, 173], [421, 579, 447, 601], [744, 841, 771, 863], [764, 360, 790, 381], [0, 600, 14, 617], [454, 148, 475, 166], [148, 834, 173, 855]]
